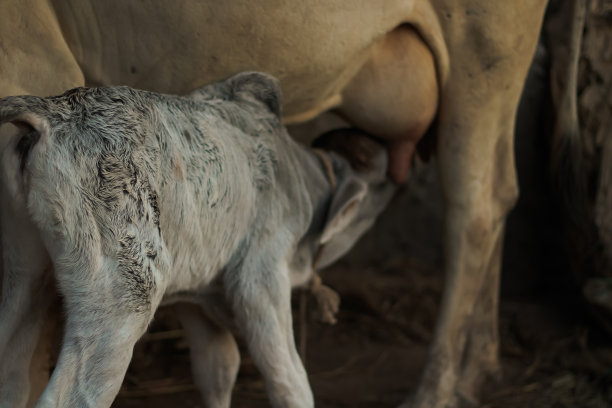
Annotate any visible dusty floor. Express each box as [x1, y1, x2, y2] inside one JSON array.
[[112, 161, 612, 407], [113, 256, 612, 408]]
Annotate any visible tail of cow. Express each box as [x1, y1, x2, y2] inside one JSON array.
[[546, 0, 612, 331], [0, 95, 51, 135], [547, 0, 588, 225]]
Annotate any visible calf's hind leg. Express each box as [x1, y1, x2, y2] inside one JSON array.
[[176, 303, 240, 408], [35, 251, 164, 407], [37, 310, 155, 408]]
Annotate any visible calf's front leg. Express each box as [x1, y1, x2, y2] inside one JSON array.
[[227, 257, 313, 408]]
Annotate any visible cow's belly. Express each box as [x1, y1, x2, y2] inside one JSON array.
[[51, 0, 440, 136]]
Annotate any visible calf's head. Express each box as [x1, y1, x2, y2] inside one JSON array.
[[297, 129, 396, 274]]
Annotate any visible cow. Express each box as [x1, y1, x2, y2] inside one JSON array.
[[0, 72, 395, 407], [0, 1, 550, 407]]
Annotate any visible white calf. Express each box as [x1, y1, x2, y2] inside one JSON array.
[[0, 72, 394, 408]]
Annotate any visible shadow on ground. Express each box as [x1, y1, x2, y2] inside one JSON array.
[[113, 161, 612, 407]]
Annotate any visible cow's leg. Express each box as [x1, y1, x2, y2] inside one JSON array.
[[0, 266, 53, 408], [228, 260, 313, 408], [1, 3, 85, 405], [407, 101, 517, 408], [0, 199, 52, 408], [175, 303, 240, 408], [403, 3, 548, 407], [454, 231, 504, 402]]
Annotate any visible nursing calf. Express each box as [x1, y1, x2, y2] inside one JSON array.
[[0, 72, 394, 408]]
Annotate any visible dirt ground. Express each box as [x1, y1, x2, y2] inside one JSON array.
[[112, 245, 612, 408], [112, 162, 612, 408]]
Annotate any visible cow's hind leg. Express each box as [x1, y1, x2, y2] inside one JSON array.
[[455, 232, 504, 402], [408, 96, 517, 408], [0, 197, 52, 408], [403, 3, 548, 407], [1, 2, 86, 402], [0, 276, 54, 408], [175, 303, 240, 408]]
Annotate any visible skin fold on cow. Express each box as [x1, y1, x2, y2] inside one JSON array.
[[0, 1, 549, 407]]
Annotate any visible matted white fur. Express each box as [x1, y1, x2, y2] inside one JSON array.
[[0, 72, 394, 408]]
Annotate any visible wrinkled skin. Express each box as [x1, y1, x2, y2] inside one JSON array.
[[0, 1, 549, 407]]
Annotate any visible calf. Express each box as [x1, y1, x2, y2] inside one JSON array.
[[0, 72, 394, 408]]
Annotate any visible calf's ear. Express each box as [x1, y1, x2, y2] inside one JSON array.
[[228, 71, 282, 117], [320, 177, 367, 244], [191, 72, 282, 117]]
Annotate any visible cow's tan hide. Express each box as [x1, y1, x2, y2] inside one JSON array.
[[0, 1, 549, 407]]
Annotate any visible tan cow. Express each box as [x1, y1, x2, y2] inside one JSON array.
[[0, 1, 549, 407]]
